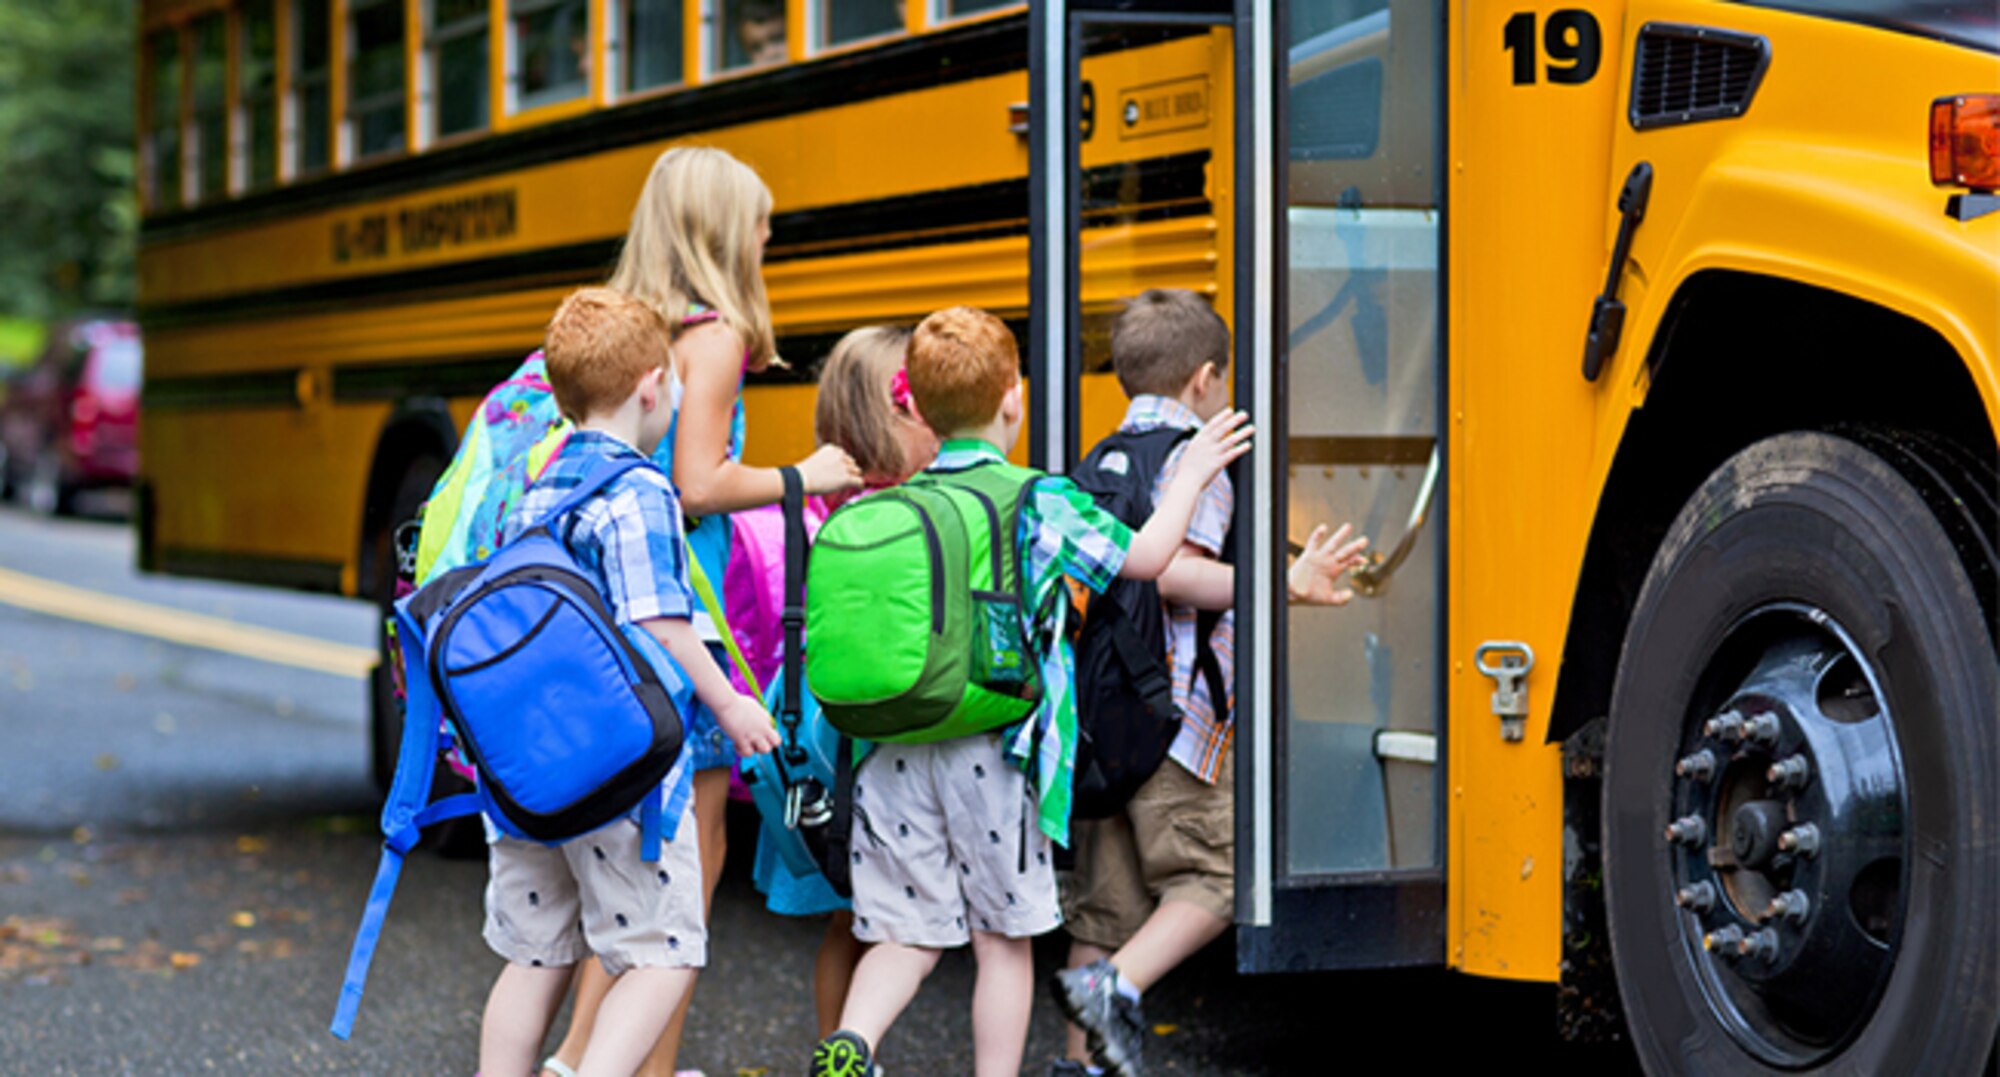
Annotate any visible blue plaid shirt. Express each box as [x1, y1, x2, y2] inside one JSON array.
[[502, 430, 694, 626], [499, 429, 696, 837]]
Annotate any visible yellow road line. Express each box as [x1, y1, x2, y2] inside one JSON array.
[[0, 566, 376, 679]]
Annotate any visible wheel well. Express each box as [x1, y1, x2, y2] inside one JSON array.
[[1546, 271, 1999, 745], [357, 399, 457, 601]]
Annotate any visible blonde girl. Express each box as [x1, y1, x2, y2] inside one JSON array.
[[541, 146, 860, 1077]]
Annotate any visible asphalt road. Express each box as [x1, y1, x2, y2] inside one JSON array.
[[0, 502, 1639, 1075]]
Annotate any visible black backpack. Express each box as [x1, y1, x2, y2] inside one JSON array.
[[1070, 427, 1229, 820]]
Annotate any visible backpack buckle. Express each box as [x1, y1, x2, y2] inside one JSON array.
[[784, 782, 806, 830]]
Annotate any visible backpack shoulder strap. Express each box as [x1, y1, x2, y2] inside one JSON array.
[[532, 454, 655, 533], [778, 466, 807, 760], [331, 602, 479, 1040]]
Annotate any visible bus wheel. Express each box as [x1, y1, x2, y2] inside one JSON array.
[[369, 452, 442, 793], [1603, 431, 1998, 1074], [366, 453, 482, 859]]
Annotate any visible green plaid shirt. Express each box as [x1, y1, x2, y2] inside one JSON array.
[[928, 439, 1131, 843]]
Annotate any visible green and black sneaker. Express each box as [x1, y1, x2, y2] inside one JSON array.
[[812, 1029, 882, 1077]]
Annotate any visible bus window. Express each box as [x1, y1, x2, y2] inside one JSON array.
[[1282, 0, 1441, 875], [616, 0, 683, 94], [192, 13, 227, 202], [820, 0, 901, 48], [717, 0, 786, 70], [511, 0, 590, 110], [291, 0, 332, 176], [347, 0, 408, 159], [239, 0, 278, 191], [933, 0, 1012, 23], [431, 0, 490, 138], [145, 28, 182, 210]]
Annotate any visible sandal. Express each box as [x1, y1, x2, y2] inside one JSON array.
[[539, 1059, 579, 1077]]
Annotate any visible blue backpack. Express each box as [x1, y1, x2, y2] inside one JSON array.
[[331, 454, 690, 1040]]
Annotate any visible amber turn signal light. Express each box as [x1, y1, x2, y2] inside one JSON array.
[[1931, 94, 2000, 191]]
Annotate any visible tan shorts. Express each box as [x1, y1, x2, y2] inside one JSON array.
[[1062, 753, 1234, 951], [847, 734, 1061, 948], [483, 813, 706, 975]]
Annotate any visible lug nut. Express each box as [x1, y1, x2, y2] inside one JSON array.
[[1777, 824, 1821, 857], [1676, 750, 1718, 782], [1704, 710, 1746, 741], [1738, 927, 1782, 962], [1705, 926, 1745, 958], [1766, 889, 1811, 923], [1675, 881, 1718, 913], [1767, 754, 1811, 789], [1744, 713, 1782, 746], [1665, 815, 1708, 846]]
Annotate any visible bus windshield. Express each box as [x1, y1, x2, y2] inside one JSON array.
[[1736, 1, 1999, 52]]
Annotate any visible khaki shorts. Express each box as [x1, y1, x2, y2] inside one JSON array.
[[483, 812, 706, 975], [1062, 753, 1234, 951], [848, 735, 1061, 948]]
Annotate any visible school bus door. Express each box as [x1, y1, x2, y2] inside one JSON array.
[[1234, 0, 1449, 972], [1030, 0, 1453, 972]]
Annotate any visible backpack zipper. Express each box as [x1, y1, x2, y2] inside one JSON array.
[[881, 494, 947, 635], [955, 485, 1009, 595]]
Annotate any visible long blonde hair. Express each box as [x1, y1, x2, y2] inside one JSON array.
[[609, 146, 777, 369], [815, 325, 914, 480]]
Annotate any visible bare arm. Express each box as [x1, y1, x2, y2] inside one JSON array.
[[641, 616, 780, 756], [1158, 544, 1234, 609], [1119, 410, 1254, 581], [1156, 522, 1373, 610], [672, 323, 859, 515]]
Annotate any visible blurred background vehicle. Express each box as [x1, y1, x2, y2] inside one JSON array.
[[0, 316, 142, 516]]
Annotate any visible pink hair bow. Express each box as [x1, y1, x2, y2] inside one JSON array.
[[890, 367, 915, 412]]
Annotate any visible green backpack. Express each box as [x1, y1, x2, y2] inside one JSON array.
[[806, 460, 1046, 743]]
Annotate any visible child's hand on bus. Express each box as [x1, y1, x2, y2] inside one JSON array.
[[717, 692, 782, 756], [799, 443, 865, 495], [1288, 523, 1371, 606], [1179, 409, 1255, 486]]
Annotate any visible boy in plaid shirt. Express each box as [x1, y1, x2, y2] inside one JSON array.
[[480, 289, 780, 1077], [812, 307, 1252, 1077], [1052, 290, 1370, 1077]]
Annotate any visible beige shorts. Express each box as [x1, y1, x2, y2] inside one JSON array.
[[1062, 752, 1234, 951], [483, 813, 706, 975], [847, 734, 1061, 948]]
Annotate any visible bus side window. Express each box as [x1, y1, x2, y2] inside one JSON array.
[[717, 0, 786, 71], [616, 0, 684, 94], [192, 13, 227, 203], [291, 0, 333, 177], [932, 0, 1011, 23], [820, 0, 901, 49], [511, 0, 591, 111], [347, 0, 409, 160], [430, 0, 491, 139], [146, 28, 183, 210], [239, 0, 279, 192]]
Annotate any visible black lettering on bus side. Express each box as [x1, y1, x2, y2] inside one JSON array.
[[394, 189, 518, 254], [333, 215, 390, 262], [1503, 9, 1602, 86]]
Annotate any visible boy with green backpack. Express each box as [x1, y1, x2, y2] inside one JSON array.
[[805, 306, 1252, 1077]]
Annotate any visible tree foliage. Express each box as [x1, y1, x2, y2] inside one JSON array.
[[0, 0, 137, 320]]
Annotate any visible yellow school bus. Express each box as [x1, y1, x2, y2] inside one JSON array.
[[136, 0, 1998, 1069]]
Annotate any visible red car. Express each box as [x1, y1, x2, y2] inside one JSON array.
[[0, 318, 142, 515]]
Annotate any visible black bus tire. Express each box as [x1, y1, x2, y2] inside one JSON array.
[[366, 453, 484, 859], [1603, 431, 1999, 1075]]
